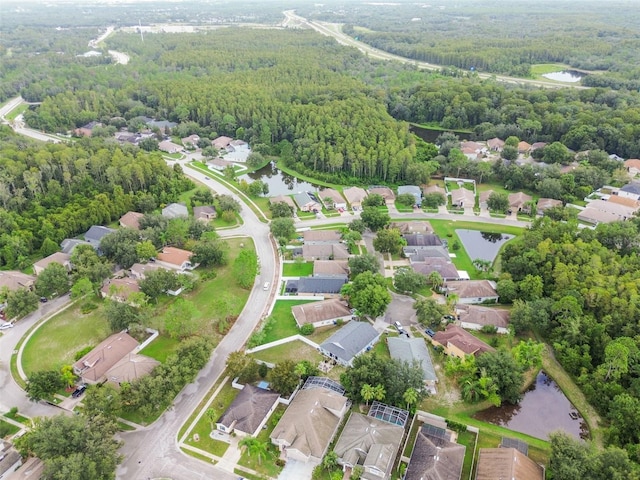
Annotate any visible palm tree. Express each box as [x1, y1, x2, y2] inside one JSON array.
[[427, 271, 444, 291], [446, 293, 459, 312], [322, 451, 339, 471], [361, 383, 375, 406], [403, 387, 419, 410], [372, 384, 386, 402], [239, 437, 269, 465], [205, 408, 218, 431]]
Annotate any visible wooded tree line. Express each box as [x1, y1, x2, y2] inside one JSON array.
[[0, 129, 193, 268], [498, 217, 640, 462]]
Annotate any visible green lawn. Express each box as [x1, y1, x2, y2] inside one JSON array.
[[22, 303, 111, 376], [250, 340, 323, 365], [6, 103, 27, 121], [139, 335, 182, 363], [282, 261, 314, 277], [3, 411, 30, 424], [237, 406, 287, 478], [0, 419, 20, 437], [261, 299, 316, 344]]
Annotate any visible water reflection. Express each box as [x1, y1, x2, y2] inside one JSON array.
[[541, 70, 584, 83], [474, 371, 588, 440], [239, 163, 321, 196], [456, 229, 514, 263]]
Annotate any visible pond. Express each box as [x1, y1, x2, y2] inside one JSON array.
[[474, 371, 589, 440], [541, 70, 584, 83], [409, 124, 472, 143], [455, 229, 514, 263], [238, 163, 321, 197]]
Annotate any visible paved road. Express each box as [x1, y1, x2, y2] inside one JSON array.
[[115, 164, 278, 480], [0, 295, 71, 418], [282, 10, 587, 90]]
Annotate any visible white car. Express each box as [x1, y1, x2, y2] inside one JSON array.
[[263, 282, 270, 291], [0, 322, 14, 330]]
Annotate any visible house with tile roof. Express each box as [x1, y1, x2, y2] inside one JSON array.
[[577, 199, 638, 225], [387, 337, 437, 386], [405, 421, 465, 480], [444, 280, 498, 304], [292, 299, 353, 328], [33, 252, 71, 276], [333, 412, 405, 480], [475, 448, 544, 480], [457, 305, 510, 334], [217, 384, 280, 437], [100, 277, 141, 304], [156, 246, 196, 271], [270, 380, 348, 463], [487, 138, 505, 152], [119, 211, 144, 230], [319, 321, 380, 366], [624, 159, 640, 177], [518, 141, 532, 154], [342, 186, 368, 210], [431, 324, 495, 358]]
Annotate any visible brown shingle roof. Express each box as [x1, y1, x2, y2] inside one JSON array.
[[105, 353, 159, 385], [33, 252, 71, 273], [391, 221, 433, 234], [212, 136, 233, 149], [536, 198, 563, 211], [342, 187, 368, 206], [475, 448, 544, 480], [319, 188, 345, 206], [368, 187, 395, 202], [292, 299, 352, 326], [218, 385, 280, 436], [457, 305, 510, 329], [73, 333, 139, 383], [411, 258, 460, 281], [193, 205, 217, 220], [303, 230, 341, 243], [445, 280, 497, 300], [269, 195, 297, 210], [100, 277, 141, 303], [508, 192, 533, 208], [0, 271, 36, 291], [313, 260, 349, 276], [157, 247, 193, 268], [607, 195, 640, 208], [432, 324, 495, 356], [119, 211, 144, 230], [302, 243, 349, 260]]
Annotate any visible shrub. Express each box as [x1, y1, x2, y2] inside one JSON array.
[[74, 346, 93, 361], [445, 419, 467, 434], [480, 325, 498, 334], [300, 324, 315, 335], [258, 363, 269, 378], [80, 302, 97, 314]]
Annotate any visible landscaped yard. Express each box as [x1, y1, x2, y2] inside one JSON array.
[[237, 405, 287, 478], [140, 335, 182, 363], [22, 303, 111, 376], [260, 299, 316, 344], [282, 261, 314, 277], [250, 340, 323, 365]]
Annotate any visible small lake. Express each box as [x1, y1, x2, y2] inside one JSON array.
[[410, 124, 472, 143], [238, 163, 321, 197], [474, 371, 588, 440], [541, 70, 584, 83], [455, 229, 514, 263]]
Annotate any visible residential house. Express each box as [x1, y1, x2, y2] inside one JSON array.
[[294, 192, 321, 212], [292, 298, 353, 328], [146, 119, 177, 132], [74, 121, 102, 137], [269, 195, 297, 212], [405, 422, 466, 480], [451, 188, 475, 208], [387, 337, 437, 387], [461, 141, 485, 153], [391, 221, 433, 235], [212, 136, 233, 150], [618, 182, 640, 201], [487, 138, 505, 152], [0, 441, 23, 479], [517, 141, 532, 154], [216, 384, 280, 437], [158, 140, 182, 154], [225, 139, 251, 162], [457, 305, 510, 334], [607, 195, 640, 209], [100, 277, 141, 304], [313, 260, 350, 276], [0, 271, 35, 293], [461, 146, 481, 161], [444, 280, 498, 304], [319, 188, 347, 210], [119, 211, 144, 230], [475, 448, 544, 480], [508, 192, 533, 212], [156, 246, 196, 271], [60, 238, 91, 255], [404, 233, 443, 248], [84, 225, 116, 250], [422, 184, 447, 203], [577, 199, 638, 225], [319, 321, 380, 366], [302, 243, 350, 261], [536, 198, 563, 215], [303, 230, 341, 244], [105, 353, 160, 386], [410, 257, 461, 282], [162, 202, 188, 219], [129, 262, 165, 280], [403, 246, 450, 261], [114, 131, 141, 144], [530, 142, 547, 152], [342, 186, 368, 210], [333, 411, 405, 480], [624, 159, 640, 177], [431, 324, 495, 358], [285, 275, 348, 296], [397, 185, 422, 207], [270, 378, 349, 463], [73, 332, 140, 384], [33, 252, 71, 276], [181, 134, 200, 149], [478, 190, 494, 209], [368, 186, 395, 204], [207, 157, 234, 171], [193, 205, 217, 222]]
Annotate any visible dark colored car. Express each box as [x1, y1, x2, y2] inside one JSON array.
[[39, 297, 48, 303], [425, 328, 436, 337], [72, 385, 87, 398]]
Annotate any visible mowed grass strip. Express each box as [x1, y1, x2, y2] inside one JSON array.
[[282, 261, 314, 277], [139, 335, 181, 363], [262, 299, 316, 344], [250, 340, 323, 365], [22, 303, 111, 376]]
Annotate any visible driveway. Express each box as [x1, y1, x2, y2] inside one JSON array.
[[278, 459, 317, 480], [383, 292, 417, 328]]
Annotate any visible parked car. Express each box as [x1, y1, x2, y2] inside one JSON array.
[[425, 328, 436, 338], [39, 297, 48, 303], [71, 385, 87, 398], [0, 322, 14, 330]]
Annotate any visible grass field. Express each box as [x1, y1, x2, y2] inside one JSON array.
[[0, 419, 20, 437], [140, 335, 182, 363], [261, 299, 316, 344], [22, 303, 111, 376], [250, 340, 323, 365], [282, 261, 314, 277]]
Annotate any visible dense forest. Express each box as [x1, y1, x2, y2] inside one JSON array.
[[0, 128, 193, 268], [500, 218, 640, 462]]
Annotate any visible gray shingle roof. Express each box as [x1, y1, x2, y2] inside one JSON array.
[[162, 203, 188, 219], [84, 226, 116, 245], [398, 185, 423, 206], [292, 275, 348, 294], [387, 337, 437, 382], [404, 234, 443, 247], [320, 321, 380, 364], [620, 182, 640, 195], [217, 384, 280, 436], [405, 423, 466, 480]]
